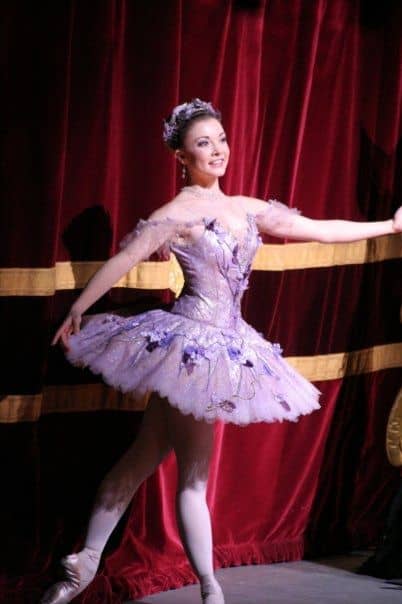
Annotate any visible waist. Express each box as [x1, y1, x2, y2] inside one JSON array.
[[171, 293, 242, 329]]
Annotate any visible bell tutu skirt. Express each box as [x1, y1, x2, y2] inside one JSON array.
[[65, 309, 321, 425]]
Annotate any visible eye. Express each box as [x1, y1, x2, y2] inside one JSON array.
[[197, 140, 209, 147]]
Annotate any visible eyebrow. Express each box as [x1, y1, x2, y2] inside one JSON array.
[[194, 132, 226, 141]]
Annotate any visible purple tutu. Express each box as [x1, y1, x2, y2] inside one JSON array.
[[66, 202, 321, 425]]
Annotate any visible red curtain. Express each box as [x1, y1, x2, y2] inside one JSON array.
[[1, 1, 402, 602]]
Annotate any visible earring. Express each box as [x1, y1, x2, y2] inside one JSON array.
[[181, 165, 186, 180]]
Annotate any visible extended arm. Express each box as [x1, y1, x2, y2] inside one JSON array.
[[251, 198, 402, 242], [277, 214, 397, 243]]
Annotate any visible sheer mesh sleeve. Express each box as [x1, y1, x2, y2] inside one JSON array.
[[254, 199, 301, 236], [119, 216, 204, 262], [118, 218, 179, 262]]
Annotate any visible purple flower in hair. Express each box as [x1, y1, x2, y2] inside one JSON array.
[[163, 98, 221, 148]]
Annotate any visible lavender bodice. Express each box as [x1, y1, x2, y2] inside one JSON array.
[[170, 215, 261, 329], [118, 194, 301, 332]]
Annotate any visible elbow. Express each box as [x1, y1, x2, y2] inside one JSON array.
[[315, 228, 333, 243]]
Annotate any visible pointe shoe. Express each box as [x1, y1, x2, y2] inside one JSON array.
[[201, 593, 225, 604], [200, 577, 225, 604], [40, 547, 101, 604]]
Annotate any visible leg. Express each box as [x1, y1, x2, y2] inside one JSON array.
[[40, 394, 171, 604], [165, 405, 224, 603], [84, 393, 171, 551]]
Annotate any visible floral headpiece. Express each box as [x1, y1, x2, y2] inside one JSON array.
[[163, 98, 221, 149]]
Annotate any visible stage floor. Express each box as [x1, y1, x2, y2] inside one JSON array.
[[128, 552, 402, 604]]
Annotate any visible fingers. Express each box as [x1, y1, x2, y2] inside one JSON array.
[[51, 310, 83, 351], [72, 315, 81, 335], [51, 315, 80, 348], [51, 326, 63, 346], [51, 326, 69, 348], [60, 329, 71, 351]]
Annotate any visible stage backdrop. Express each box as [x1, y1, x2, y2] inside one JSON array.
[[1, 1, 402, 602]]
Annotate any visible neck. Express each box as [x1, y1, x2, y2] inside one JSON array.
[[182, 184, 226, 200], [187, 176, 220, 191]]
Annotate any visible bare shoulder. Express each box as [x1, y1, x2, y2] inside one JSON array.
[[146, 191, 188, 221], [146, 190, 202, 223], [235, 194, 270, 215]]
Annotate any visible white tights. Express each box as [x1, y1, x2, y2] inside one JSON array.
[[80, 396, 223, 600]]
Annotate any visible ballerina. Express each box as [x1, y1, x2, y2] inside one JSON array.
[[40, 98, 402, 604]]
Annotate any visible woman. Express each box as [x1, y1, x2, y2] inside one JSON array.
[[41, 98, 401, 604]]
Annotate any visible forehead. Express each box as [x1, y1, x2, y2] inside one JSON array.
[[185, 117, 225, 140]]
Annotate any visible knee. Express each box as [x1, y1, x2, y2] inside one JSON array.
[[177, 478, 208, 495], [176, 456, 210, 490]]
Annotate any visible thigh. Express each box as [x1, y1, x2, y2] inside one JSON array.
[[121, 392, 171, 464], [165, 405, 215, 488], [100, 393, 171, 480], [96, 394, 172, 510]]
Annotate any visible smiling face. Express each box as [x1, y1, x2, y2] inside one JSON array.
[[176, 117, 230, 185]]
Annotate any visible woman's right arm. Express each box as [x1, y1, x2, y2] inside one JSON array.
[[71, 249, 141, 315], [51, 250, 140, 347], [52, 217, 175, 347]]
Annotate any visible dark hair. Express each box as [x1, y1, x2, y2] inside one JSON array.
[[163, 98, 222, 150]]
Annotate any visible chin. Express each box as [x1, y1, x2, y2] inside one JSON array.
[[208, 166, 227, 177]]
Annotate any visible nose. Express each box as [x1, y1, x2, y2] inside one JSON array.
[[211, 141, 223, 155]]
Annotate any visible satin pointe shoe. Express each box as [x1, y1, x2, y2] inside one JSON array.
[[200, 577, 225, 604], [39, 546, 101, 604], [201, 594, 225, 604]]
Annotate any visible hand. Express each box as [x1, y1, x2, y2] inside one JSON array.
[[51, 310, 82, 351], [392, 206, 402, 232]]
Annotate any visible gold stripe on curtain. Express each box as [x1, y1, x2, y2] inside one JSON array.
[[0, 259, 183, 296], [2, 342, 401, 423], [1, 234, 400, 297]]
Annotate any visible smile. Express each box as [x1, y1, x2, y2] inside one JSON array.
[[209, 159, 225, 166]]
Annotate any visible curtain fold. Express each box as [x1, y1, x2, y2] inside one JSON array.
[[1, 1, 402, 601]]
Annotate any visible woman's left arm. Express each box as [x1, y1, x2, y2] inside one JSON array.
[[286, 210, 400, 243], [246, 197, 402, 242]]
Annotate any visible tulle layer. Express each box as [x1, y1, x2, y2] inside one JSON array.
[[65, 309, 321, 425]]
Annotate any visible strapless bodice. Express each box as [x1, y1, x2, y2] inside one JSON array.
[[170, 215, 261, 329]]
